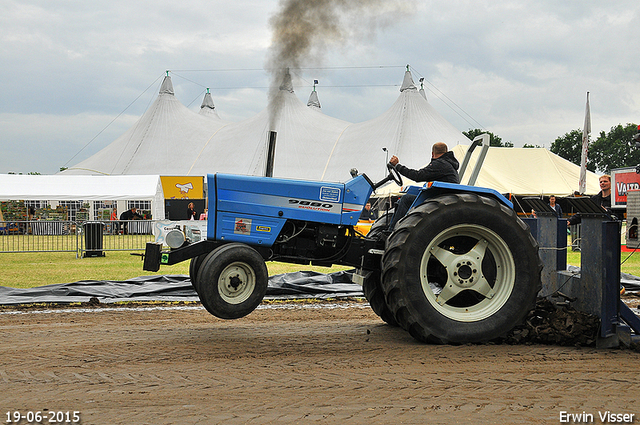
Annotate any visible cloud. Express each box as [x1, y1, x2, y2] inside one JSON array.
[[1, 0, 640, 174]]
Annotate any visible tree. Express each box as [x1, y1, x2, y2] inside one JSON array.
[[550, 123, 640, 173], [463, 129, 513, 147], [588, 123, 640, 173], [523, 144, 542, 148], [549, 129, 591, 170]]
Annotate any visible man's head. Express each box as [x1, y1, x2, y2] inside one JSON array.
[[364, 202, 371, 210], [432, 142, 448, 158], [549, 195, 556, 205]]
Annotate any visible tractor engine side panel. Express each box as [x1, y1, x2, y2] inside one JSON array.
[[216, 212, 286, 246], [206, 173, 373, 246], [216, 173, 344, 222]]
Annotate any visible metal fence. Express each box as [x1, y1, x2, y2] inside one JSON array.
[[0, 220, 155, 257]]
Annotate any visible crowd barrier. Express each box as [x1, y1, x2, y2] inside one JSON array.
[[0, 220, 155, 257]]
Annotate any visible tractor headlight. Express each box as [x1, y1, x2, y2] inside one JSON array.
[[165, 229, 186, 249]]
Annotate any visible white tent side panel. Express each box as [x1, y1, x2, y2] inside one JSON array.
[[453, 145, 601, 196], [0, 175, 165, 219]]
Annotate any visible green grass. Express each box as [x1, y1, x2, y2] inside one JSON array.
[[1, 244, 638, 290], [0, 251, 351, 289], [567, 249, 640, 276]]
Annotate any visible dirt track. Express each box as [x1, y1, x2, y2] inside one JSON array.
[[1, 301, 639, 425]]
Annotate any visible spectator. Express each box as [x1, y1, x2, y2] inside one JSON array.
[[119, 207, 142, 234], [567, 175, 612, 226], [359, 202, 377, 221], [548, 195, 563, 218], [187, 202, 197, 220]]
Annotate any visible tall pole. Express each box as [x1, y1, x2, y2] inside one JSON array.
[[579, 92, 591, 194]]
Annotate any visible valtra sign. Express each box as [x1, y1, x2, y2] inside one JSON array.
[[612, 167, 640, 208]]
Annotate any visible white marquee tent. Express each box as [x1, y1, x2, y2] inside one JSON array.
[[62, 77, 229, 176], [373, 145, 602, 198], [58, 67, 602, 198], [452, 145, 602, 196], [320, 69, 471, 182], [60, 69, 471, 182], [0, 174, 165, 219]]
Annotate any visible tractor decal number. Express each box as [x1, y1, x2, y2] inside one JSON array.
[[288, 199, 334, 212], [234, 218, 252, 235]]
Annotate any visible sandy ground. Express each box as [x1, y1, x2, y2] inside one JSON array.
[[1, 300, 639, 425]]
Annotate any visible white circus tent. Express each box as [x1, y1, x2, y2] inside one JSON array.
[[61, 76, 229, 176], [320, 68, 471, 183], [58, 67, 600, 199], [60, 69, 472, 183]]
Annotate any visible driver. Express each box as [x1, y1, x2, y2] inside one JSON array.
[[387, 142, 460, 231]]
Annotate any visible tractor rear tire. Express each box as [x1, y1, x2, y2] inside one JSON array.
[[361, 270, 398, 326], [361, 212, 397, 326], [381, 193, 541, 344], [197, 243, 268, 320]]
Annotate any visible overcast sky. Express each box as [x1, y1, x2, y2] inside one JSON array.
[[1, 0, 639, 175]]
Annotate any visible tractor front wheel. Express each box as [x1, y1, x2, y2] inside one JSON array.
[[189, 254, 206, 294], [197, 243, 268, 320]]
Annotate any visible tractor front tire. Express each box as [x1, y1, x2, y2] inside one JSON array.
[[381, 193, 541, 344], [197, 243, 268, 320], [189, 254, 206, 294]]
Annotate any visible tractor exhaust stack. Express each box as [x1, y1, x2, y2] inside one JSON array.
[[265, 131, 277, 177]]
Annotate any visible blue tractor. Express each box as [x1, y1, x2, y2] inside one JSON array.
[[143, 164, 541, 344]]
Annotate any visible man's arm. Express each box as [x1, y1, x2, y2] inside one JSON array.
[[396, 162, 441, 182]]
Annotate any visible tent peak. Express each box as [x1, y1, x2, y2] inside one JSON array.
[[418, 77, 427, 100], [307, 90, 321, 109], [400, 67, 417, 92], [200, 90, 216, 110], [159, 75, 174, 96], [279, 69, 294, 93], [307, 80, 321, 109]]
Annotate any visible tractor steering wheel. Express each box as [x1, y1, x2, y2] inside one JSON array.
[[387, 162, 403, 187]]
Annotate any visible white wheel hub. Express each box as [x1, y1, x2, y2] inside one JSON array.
[[218, 261, 256, 304], [421, 224, 515, 322]]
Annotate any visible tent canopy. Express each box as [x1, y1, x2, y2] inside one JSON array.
[[0, 174, 165, 219], [373, 145, 602, 198], [453, 145, 601, 196], [61, 77, 229, 176], [60, 69, 470, 182], [320, 70, 470, 183]]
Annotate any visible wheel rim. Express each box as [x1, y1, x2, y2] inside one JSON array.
[[217, 261, 256, 304], [419, 223, 516, 322]]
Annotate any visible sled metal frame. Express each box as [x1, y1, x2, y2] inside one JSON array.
[[524, 197, 640, 348], [459, 134, 490, 186]]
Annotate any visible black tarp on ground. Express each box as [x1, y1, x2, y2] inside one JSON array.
[[0, 270, 363, 305], [1, 267, 638, 306]]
